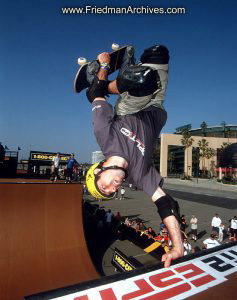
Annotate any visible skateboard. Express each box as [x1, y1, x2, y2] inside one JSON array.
[[74, 44, 131, 93]]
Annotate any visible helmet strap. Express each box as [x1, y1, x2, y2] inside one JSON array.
[[95, 161, 128, 179]]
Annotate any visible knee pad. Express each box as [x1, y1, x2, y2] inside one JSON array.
[[86, 77, 109, 103], [140, 45, 169, 64], [154, 194, 181, 223], [117, 65, 160, 97]]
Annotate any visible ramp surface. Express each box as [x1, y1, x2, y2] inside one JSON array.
[[0, 182, 99, 300]]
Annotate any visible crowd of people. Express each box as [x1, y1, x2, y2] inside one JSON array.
[[176, 213, 237, 252], [117, 219, 171, 259], [119, 212, 237, 256], [83, 184, 237, 261], [81, 193, 237, 275]]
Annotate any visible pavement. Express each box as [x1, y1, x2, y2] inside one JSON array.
[[164, 177, 237, 192], [84, 177, 237, 276]]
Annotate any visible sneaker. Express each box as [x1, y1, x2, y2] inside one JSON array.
[[86, 61, 100, 85]]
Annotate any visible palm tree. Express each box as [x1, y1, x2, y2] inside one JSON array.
[[221, 121, 226, 138], [200, 121, 208, 137], [198, 139, 209, 177], [221, 141, 232, 152], [181, 129, 194, 177], [205, 148, 216, 177], [226, 127, 231, 143], [209, 160, 216, 178]]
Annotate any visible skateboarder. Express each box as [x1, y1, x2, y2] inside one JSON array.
[[85, 45, 183, 267]]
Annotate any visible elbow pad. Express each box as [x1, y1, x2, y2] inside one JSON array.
[[154, 194, 181, 224]]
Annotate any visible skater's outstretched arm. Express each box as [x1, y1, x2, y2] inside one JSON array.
[[152, 187, 184, 267]]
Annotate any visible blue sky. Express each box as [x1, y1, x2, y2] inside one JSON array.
[[1, 0, 237, 162]]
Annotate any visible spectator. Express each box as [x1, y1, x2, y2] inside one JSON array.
[[115, 190, 119, 200], [129, 183, 133, 189], [230, 216, 237, 241], [203, 234, 220, 249], [183, 238, 192, 255], [105, 209, 113, 229], [114, 212, 122, 222], [125, 217, 131, 226], [83, 184, 87, 195], [181, 230, 188, 241], [219, 223, 225, 242], [190, 215, 198, 241], [131, 220, 137, 229], [51, 152, 60, 182], [65, 153, 76, 183], [140, 222, 147, 232], [180, 215, 187, 232], [135, 223, 141, 233], [161, 230, 171, 250], [120, 186, 125, 200], [211, 213, 221, 236], [146, 226, 157, 238], [159, 222, 165, 234]]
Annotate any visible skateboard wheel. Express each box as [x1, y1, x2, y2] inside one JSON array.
[[112, 43, 120, 51], [78, 57, 87, 65]]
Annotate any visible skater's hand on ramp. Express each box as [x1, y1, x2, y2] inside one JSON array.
[[161, 248, 183, 268]]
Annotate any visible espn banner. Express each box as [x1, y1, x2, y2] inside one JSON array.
[[27, 244, 237, 300]]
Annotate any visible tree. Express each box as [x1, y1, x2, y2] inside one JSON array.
[[221, 121, 226, 138], [181, 129, 194, 177], [226, 127, 231, 144], [209, 160, 216, 178], [205, 147, 216, 177], [198, 139, 209, 176], [221, 141, 232, 152], [200, 121, 208, 137]]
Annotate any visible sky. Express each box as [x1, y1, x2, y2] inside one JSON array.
[[1, 0, 237, 163]]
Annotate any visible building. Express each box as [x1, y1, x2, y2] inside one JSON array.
[[159, 124, 237, 178], [0, 149, 18, 178], [92, 151, 105, 164]]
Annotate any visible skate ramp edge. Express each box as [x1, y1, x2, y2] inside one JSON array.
[[25, 241, 237, 300], [0, 182, 99, 300]]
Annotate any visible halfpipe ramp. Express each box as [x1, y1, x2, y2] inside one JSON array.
[[0, 182, 99, 300]]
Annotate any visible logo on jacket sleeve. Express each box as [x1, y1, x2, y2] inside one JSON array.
[[120, 127, 145, 156]]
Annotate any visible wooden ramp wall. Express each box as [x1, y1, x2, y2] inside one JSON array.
[[0, 183, 99, 300]]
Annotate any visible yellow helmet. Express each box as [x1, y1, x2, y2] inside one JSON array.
[[86, 161, 115, 200], [86, 161, 128, 200]]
